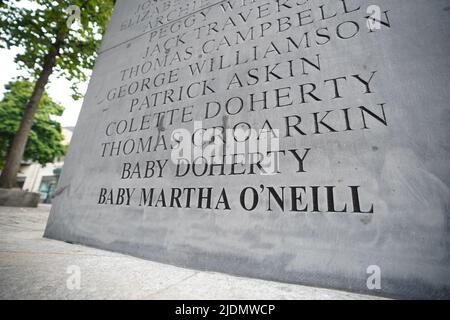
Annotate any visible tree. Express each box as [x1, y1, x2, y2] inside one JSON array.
[[0, 80, 66, 172], [0, 0, 114, 188]]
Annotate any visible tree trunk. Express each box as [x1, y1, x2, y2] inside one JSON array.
[[0, 39, 63, 189]]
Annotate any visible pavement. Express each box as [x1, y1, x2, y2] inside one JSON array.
[[0, 205, 385, 300]]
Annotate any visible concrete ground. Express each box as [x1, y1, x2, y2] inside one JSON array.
[[0, 205, 385, 300]]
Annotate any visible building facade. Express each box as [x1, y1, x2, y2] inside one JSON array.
[[16, 127, 73, 204]]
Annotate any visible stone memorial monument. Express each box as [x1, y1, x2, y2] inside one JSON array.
[[44, 0, 450, 299]]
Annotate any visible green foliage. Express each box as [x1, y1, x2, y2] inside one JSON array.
[[0, 0, 114, 99], [0, 80, 67, 167]]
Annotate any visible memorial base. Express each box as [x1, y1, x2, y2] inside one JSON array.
[[0, 189, 40, 208]]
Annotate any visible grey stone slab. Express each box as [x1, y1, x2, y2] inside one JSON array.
[[45, 0, 450, 299]]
